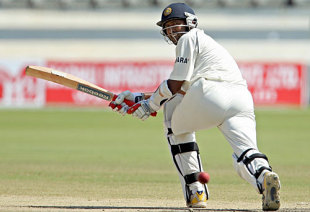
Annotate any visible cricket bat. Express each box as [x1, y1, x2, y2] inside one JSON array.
[[25, 66, 156, 116]]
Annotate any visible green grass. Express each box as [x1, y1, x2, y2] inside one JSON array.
[[0, 108, 309, 204]]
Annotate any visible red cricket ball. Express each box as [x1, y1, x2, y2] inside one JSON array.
[[198, 172, 210, 184]]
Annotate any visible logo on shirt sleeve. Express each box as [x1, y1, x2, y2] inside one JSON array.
[[175, 57, 188, 64]]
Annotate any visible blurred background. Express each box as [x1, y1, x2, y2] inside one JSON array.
[[0, 0, 309, 107]]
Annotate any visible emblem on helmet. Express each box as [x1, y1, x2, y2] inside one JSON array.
[[163, 7, 172, 16]]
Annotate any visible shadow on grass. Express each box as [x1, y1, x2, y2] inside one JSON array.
[[26, 206, 310, 211], [28, 205, 256, 211]]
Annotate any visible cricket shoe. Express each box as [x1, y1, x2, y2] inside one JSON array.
[[262, 172, 281, 211], [186, 190, 207, 208]]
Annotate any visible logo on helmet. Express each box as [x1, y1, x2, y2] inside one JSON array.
[[163, 7, 172, 16]]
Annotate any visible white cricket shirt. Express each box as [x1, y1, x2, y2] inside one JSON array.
[[169, 28, 247, 90]]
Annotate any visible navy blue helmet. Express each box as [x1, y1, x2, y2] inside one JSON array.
[[156, 3, 197, 28]]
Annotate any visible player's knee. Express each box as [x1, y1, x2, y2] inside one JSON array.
[[172, 133, 195, 145]]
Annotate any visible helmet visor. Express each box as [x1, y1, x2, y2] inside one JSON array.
[[160, 24, 188, 44]]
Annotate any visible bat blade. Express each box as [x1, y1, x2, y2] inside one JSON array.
[[25, 65, 114, 101]]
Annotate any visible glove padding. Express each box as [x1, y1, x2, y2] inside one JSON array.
[[111, 102, 129, 116], [132, 99, 155, 121], [110, 90, 144, 116], [115, 90, 144, 104]]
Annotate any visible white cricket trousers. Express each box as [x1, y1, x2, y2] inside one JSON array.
[[170, 78, 257, 156]]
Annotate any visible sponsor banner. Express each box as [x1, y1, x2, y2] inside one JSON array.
[[0, 59, 45, 107], [0, 60, 307, 107], [239, 62, 307, 106]]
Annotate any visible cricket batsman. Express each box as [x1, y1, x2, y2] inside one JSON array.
[[111, 2, 281, 210]]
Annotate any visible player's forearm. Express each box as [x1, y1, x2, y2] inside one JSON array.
[[167, 79, 185, 95]]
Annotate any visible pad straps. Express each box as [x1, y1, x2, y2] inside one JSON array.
[[238, 149, 273, 178], [171, 142, 199, 155], [184, 172, 200, 185]]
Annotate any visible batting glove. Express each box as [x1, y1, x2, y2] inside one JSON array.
[[115, 90, 144, 104], [131, 99, 155, 121], [111, 90, 144, 116]]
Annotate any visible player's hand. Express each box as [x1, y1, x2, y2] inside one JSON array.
[[115, 90, 144, 104], [109, 91, 144, 116], [111, 102, 129, 116], [131, 99, 156, 121]]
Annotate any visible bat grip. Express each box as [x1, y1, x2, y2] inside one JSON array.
[[127, 103, 157, 117], [109, 95, 135, 110], [127, 103, 140, 114], [109, 95, 157, 117]]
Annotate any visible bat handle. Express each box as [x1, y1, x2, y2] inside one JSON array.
[[109, 95, 135, 110], [109, 95, 157, 117], [127, 103, 140, 114], [127, 103, 157, 117]]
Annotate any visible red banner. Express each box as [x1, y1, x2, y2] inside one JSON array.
[[0, 60, 307, 107], [239, 62, 307, 106]]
